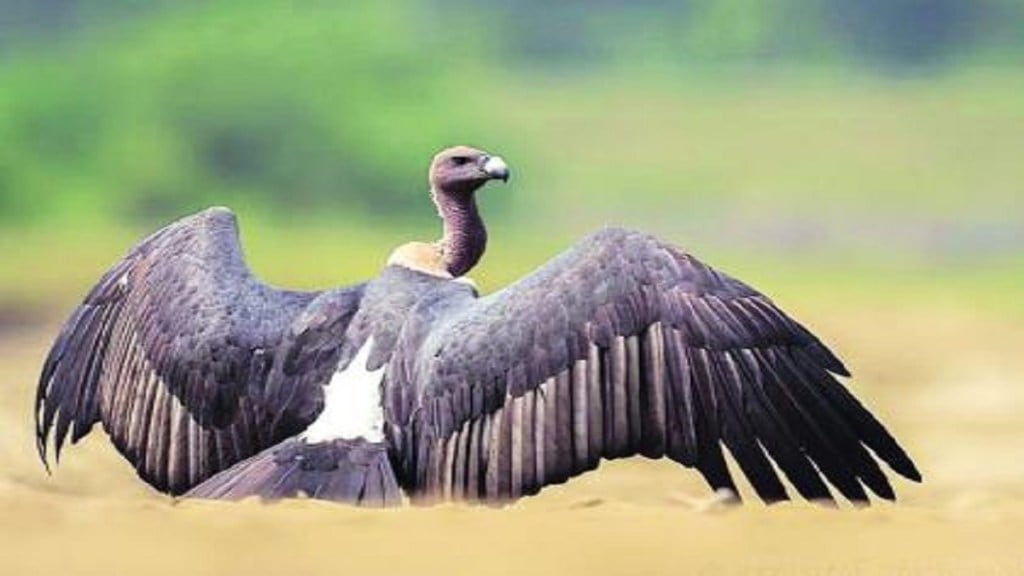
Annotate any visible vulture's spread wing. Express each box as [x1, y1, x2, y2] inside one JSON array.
[[397, 228, 921, 504], [35, 207, 363, 494]]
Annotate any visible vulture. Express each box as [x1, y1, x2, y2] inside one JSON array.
[[35, 145, 921, 507]]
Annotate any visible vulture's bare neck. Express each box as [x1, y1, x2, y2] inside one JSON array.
[[432, 188, 487, 278]]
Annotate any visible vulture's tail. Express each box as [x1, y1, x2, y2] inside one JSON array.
[[185, 437, 402, 507]]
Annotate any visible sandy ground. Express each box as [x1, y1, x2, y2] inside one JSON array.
[[2, 298, 1023, 576]]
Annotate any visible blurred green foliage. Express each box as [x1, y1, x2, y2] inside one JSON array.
[[2, 0, 1023, 228], [0, 1, 1021, 317], [0, 1, 493, 224], [458, 0, 1024, 70]]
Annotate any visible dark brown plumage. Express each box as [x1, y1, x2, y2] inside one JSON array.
[[34, 208, 364, 494], [386, 228, 920, 505], [35, 146, 920, 507]]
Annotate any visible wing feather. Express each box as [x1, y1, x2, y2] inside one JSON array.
[[35, 207, 363, 494], [393, 228, 920, 505]]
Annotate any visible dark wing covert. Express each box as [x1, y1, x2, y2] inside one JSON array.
[[35, 207, 363, 494], [393, 228, 921, 504]]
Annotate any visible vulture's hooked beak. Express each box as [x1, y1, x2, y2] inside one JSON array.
[[482, 155, 510, 183]]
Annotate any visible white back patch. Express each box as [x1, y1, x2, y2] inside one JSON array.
[[301, 338, 385, 443]]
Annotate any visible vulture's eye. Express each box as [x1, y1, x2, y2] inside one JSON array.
[[451, 156, 470, 166]]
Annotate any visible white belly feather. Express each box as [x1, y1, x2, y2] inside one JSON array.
[[301, 338, 385, 443]]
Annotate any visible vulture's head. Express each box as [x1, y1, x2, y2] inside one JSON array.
[[429, 145, 509, 196]]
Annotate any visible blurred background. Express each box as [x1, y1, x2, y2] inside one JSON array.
[[1, 1, 1022, 574]]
